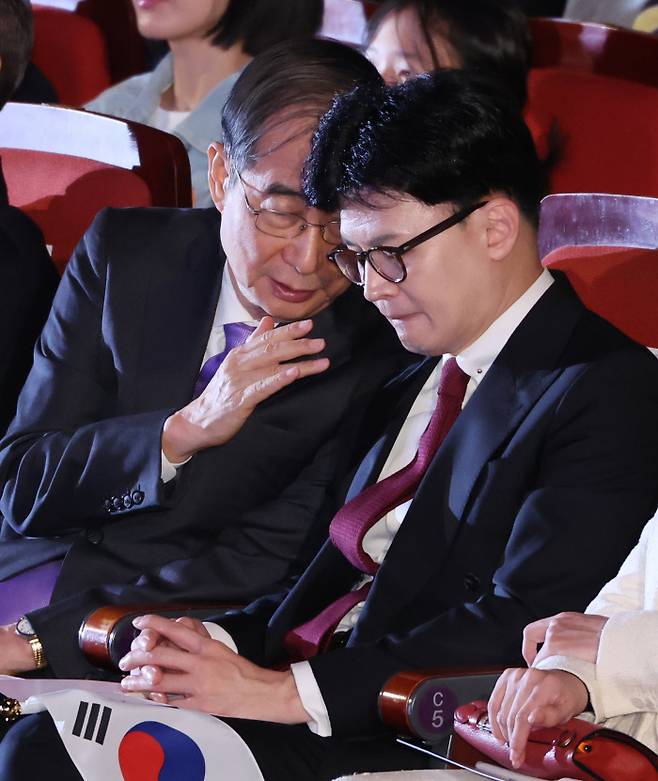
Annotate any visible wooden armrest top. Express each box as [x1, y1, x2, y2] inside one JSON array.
[[379, 667, 504, 739], [79, 602, 242, 669]]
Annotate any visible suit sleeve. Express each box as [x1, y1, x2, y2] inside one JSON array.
[[308, 350, 658, 737], [0, 210, 169, 537], [28, 434, 341, 678]]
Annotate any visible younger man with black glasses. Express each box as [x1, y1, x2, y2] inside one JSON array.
[[3, 70, 658, 781]]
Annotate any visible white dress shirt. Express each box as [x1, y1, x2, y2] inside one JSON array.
[[160, 264, 258, 482], [209, 269, 555, 736]]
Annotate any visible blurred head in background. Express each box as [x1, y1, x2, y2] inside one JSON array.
[[365, 0, 531, 108], [0, 0, 32, 108]]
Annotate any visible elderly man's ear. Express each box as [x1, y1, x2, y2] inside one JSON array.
[[207, 142, 231, 211]]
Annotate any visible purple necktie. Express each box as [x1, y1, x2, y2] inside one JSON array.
[[0, 560, 62, 625], [284, 358, 470, 660], [193, 322, 255, 398]]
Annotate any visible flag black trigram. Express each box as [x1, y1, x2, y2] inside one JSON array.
[[71, 701, 112, 745]]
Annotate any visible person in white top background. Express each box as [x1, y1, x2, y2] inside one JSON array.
[[86, 0, 323, 206], [488, 507, 658, 768]]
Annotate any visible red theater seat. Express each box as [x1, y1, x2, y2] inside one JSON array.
[[0, 103, 192, 273], [76, 0, 147, 85], [32, 5, 111, 106], [530, 17, 658, 90], [539, 193, 658, 347], [525, 68, 658, 198]]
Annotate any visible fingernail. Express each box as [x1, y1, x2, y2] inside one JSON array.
[[297, 319, 312, 329], [118, 657, 128, 671], [132, 617, 144, 628]]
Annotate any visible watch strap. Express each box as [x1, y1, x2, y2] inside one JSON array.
[[28, 636, 47, 669]]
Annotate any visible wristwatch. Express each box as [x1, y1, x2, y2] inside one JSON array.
[[15, 616, 48, 670]]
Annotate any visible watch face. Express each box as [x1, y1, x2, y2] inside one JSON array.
[[16, 616, 35, 637]]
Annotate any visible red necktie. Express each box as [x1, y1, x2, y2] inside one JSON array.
[[284, 358, 470, 659]]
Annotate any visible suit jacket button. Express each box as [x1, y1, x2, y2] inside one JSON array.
[[131, 490, 144, 505], [122, 493, 133, 509], [112, 496, 123, 512], [103, 499, 114, 513], [463, 573, 481, 592], [86, 528, 104, 545]]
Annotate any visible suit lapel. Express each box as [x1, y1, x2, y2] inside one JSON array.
[[353, 278, 586, 641], [343, 357, 439, 501], [136, 212, 224, 410]]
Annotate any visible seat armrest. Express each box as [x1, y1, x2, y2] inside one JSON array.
[[378, 667, 503, 743], [79, 603, 242, 670]]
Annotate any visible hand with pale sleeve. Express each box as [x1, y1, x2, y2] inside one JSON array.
[[119, 614, 310, 724], [162, 317, 330, 463], [522, 612, 609, 666], [487, 612, 609, 768], [487, 667, 589, 768]]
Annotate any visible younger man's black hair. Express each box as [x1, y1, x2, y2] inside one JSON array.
[[0, 0, 32, 108], [367, 0, 531, 108], [222, 38, 380, 177], [304, 69, 547, 225], [208, 0, 323, 56]]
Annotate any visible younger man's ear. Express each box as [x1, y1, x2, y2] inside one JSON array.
[[207, 142, 231, 211], [482, 197, 520, 262]]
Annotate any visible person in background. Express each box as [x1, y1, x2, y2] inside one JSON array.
[[488, 505, 658, 767], [86, 0, 323, 207], [365, 0, 531, 108], [0, 0, 58, 432]]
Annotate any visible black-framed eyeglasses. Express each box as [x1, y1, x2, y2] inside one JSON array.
[[237, 171, 342, 245], [328, 201, 488, 285]]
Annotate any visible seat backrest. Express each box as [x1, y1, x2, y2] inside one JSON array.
[[76, 0, 147, 85], [0, 103, 192, 272], [538, 193, 658, 347], [530, 17, 658, 89], [32, 5, 111, 105], [525, 67, 658, 198]]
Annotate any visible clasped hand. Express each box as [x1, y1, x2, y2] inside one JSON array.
[[162, 317, 329, 463], [119, 615, 308, 725], [487, 612, 608, 769]]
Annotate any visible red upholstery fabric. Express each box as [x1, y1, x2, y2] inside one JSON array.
[[542, 245, 658, 346], [32, 6, 111, 106], [530, 18, 658, 90], [0, 103, 192, 273], [525, 68, 658, 197], [2, 150, 151, 272]]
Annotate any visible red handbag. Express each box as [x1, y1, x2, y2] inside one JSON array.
[[453, 700, 658, 781]]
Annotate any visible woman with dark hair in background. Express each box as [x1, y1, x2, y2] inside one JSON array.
[[86, 0, 323, 206], [365, 0, 531, 108]]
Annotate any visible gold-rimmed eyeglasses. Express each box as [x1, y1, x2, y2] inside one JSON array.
[[328, 201, 488, 285], [237, 171, 342, 245]]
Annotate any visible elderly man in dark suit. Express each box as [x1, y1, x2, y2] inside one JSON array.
[[2, 70, 658, 780], [0, 0, 58, 432], [0, 41, 408, 681]]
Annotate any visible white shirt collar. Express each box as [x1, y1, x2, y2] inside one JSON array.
[[455, 268, 554, 384], [216, 263, 259, 327]]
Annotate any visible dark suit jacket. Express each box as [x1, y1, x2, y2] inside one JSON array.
[[220, 276, 658, 738], [0, 162, 58, 433], [0, 206, 412, 677]]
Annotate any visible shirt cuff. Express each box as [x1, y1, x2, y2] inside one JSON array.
[[161, 450, 192, 483], [202, 622, 238, 653], [290, 661, 332, 737]]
